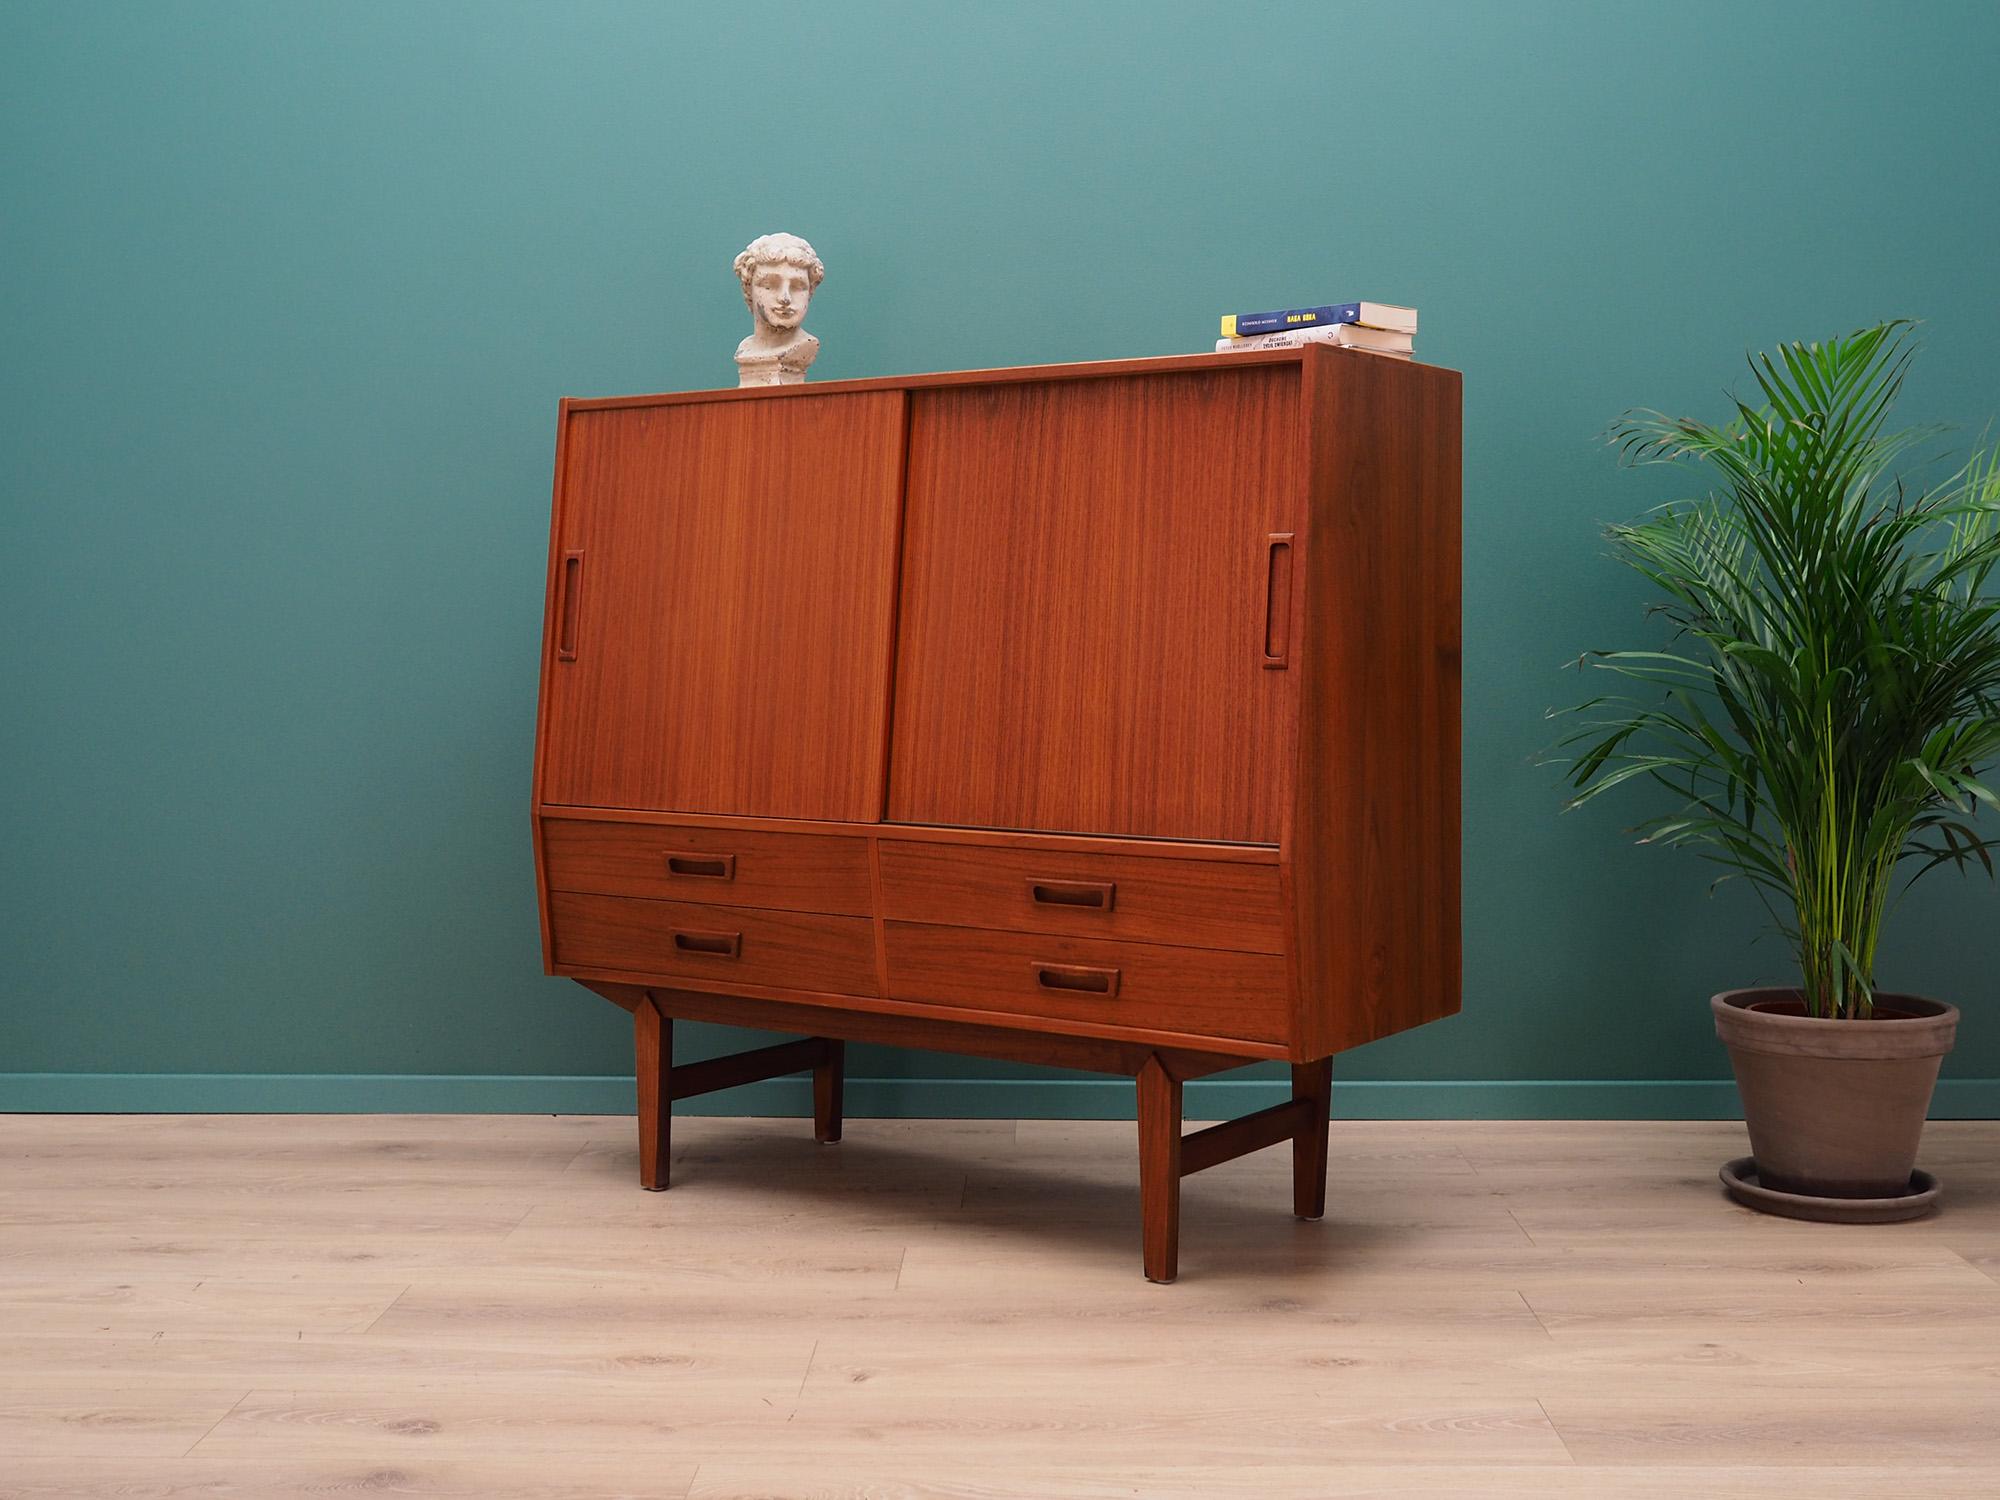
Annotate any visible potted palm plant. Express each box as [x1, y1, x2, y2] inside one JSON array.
[[1554, 322, 2000, 1221]]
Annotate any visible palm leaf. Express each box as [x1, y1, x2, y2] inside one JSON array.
[[1547, 323, 2000, 1018]]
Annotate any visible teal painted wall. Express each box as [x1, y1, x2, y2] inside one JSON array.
[[5, 1, 1998, 1116]]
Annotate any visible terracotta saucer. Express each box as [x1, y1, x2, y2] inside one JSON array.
[[1720, 1156, 1940, 1223]]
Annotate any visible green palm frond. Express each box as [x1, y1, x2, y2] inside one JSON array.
[[1549, 323, 2000, 1019]]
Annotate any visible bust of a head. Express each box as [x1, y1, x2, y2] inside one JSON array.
[[732, 232, 824, 387]]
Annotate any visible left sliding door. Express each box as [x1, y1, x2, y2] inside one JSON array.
[[537, 391, 906, 821]]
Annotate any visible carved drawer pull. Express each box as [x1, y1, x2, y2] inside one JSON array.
[[671, 929, 742, 959], [1032, 962, 1121, 997], [556, 550, 584, 661], [665, 852, 737, 880], [1028, 878, 1117, 911], [1262, 532, 1293, 669]]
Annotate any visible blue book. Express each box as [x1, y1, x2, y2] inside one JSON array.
[[1221, 301, 1417, 339]]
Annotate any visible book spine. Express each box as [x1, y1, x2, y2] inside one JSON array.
[[1221, 302, 1362, 339], [1215, 324, 1414, 353], [1215, 337, 1413, 359]]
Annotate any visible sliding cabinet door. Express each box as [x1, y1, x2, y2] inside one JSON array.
[[887, 368, 1301, 843], [540, 392, 905, 820]]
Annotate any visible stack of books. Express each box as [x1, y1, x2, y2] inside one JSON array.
[[1214, 301, 1418, 359]]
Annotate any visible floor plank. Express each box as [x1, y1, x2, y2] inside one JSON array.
[[682, 1465, 2000, 1499], [0, 1454, 699, 1497]]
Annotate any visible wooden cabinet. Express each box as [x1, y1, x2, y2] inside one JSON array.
[[533, 347, 1462, 1280]]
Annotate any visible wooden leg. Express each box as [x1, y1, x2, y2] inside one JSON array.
[[1291, 1056, 1333, 1220], [1136, 1055, 1183, 1283], [634, 997, 671, 1191], [813, 1038, 845, 1143]]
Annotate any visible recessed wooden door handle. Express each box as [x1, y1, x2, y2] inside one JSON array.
[[671, 929, 742, 958], [556, 549, 585, 662], [1032, 962, 1121, 997], [1028, 878, 1117, 911], [1262, 532, 1294, 670], [665, 852, 737, 880]]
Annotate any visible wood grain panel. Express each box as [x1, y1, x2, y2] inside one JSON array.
[[538, 392, 905, 819], [883, 922, 1289, 1044], [877, 838, 1284, 952], [549, 892, 876, 996], [541, 818, 871, 915], [886, 368, 1302, 842], [562, 345, 1309, 411], [1292, 347, 1462, 1055], [600, 983, 1254, 1075], [540, 804, 1280, 861]]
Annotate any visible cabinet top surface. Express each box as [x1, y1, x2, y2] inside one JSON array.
[[562, 345, 1459, 413]]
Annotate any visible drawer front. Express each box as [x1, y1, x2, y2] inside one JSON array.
[[884, 922, 1288, 1044], [542, 819, 871, 916], [551, 892, 877, 995], [877, 839, 1283, 952]]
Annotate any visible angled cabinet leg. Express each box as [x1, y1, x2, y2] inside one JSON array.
[[814, 1038, 845, 1144], [1136, 1055, 1184, 1283], [1292, 1057, 1333, 1220], [635, 997, 671, 1191]]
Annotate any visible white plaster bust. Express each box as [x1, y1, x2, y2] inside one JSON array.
[[732, 232, 824, 387]]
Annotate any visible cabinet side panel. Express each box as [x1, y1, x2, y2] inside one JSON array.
[[538, 391, 906, 820], [887, 369, 1301, 844], [532, 400, 578, 972], [1293, 350, 1462, 1054]]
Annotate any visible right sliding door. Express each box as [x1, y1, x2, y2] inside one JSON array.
[[887, 366, 1302, 844]]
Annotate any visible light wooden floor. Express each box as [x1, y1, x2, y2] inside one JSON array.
[[1, 1114, 1996, 1498]]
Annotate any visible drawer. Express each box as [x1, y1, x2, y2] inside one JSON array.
[[883, 921, 1288, 1044], [550, 892, 877, 995], [542, 819, 871, 916], [877, 839, 1283, 952]]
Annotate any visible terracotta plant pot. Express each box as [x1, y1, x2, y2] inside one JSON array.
[[1712, 987, 1958, 1209]]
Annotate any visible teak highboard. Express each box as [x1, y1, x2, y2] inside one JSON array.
[[532, 346, 1462, 1281]]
